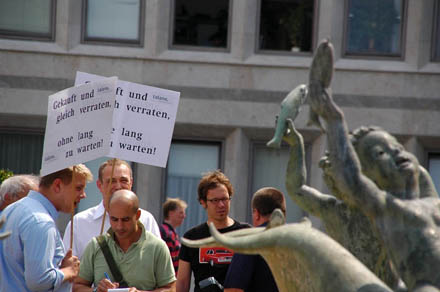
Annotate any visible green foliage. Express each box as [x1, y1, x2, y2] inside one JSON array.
[[0, 169, 14, 184]]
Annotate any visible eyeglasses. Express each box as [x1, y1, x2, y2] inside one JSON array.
[[206, 197, 231, 204]]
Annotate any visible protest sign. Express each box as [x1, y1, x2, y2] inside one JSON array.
[[75, 71, 180, 168], [41, 77, 117, 176]]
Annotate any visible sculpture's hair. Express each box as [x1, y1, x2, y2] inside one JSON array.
[[0, 174, 40, 202], [350, 126, 384, 151], [198, 170, 233, 202], [252, 187, 286, 217], [163, 197, 187, 219], [98, 159, 132, 182], [39, 164, 93, 189]]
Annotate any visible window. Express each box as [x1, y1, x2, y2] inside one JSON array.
[[0, 131, 44, 174], [258, 0, 315, 53], [428, 154, 440, 196], [172, 0, 230, 49], [0, 0, 55, 41], [251, 143, 306, 223], [432, 0, 440, 61], [345, 0, 405, 57], [165, 141, 221, 236], [83, 0, 144, 45]]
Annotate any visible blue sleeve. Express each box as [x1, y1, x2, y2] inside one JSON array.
[[22, 221, 65, 291], [223, 253, 255, 290]]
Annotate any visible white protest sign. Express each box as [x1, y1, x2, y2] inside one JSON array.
[[41, 77, 117, 176], [75, 71, 180, 168]]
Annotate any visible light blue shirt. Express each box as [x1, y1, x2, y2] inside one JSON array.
[[0, 191, 70, 292]]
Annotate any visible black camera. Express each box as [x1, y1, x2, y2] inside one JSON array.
[[199, 276, 224, 292]]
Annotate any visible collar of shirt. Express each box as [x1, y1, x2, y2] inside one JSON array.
[[92, 200, 106, 220], [107, 221, 146, 249], [162, 221, 176, 233], [28, 190, 59, 221]]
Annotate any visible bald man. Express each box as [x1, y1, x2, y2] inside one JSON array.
[[74, 190, 176, 292]]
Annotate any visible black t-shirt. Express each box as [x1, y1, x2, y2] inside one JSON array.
[[179, 220, 250, 292]]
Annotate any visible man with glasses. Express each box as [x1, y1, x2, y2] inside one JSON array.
[[176, 170, 250, 292]]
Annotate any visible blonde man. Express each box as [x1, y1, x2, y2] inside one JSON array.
[[0, 165, 92, 292]]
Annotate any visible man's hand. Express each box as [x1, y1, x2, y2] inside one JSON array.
[[96, 278, 119, 292], [60, 249, 80, 282]]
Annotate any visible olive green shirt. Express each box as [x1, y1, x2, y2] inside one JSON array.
[[79, 222, 176, 290]]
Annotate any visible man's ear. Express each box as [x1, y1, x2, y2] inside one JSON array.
[[254, 209, 261, 221], [136, 209, 141, 220], [96, 179, 103, 193], [3, 193, 12, 203], [52, 178, 62, 193], [199, 199, 207, 209]]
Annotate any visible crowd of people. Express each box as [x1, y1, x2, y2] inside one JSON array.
[[0, 159, 284, 292]]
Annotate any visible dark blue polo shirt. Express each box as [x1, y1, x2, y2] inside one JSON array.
[[223, 223, 278, 292]]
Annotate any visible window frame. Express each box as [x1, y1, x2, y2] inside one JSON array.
[[342, 0, 407, 59], [427, 152, 440, 196], [169, 0, 233, 52], [81, 0, 145, 47], [255, 0, 319, 56], [0, 0, 56, 42], [248, 140, 311, 223], [431, 0, 440, 62], [0, 128, 45, 175], [162, 139, 224, 227]]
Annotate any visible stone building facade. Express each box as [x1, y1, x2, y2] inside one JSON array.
[[0, 0, 439, 232]]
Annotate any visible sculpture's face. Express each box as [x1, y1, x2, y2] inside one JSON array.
[[357, 130, 420, 197], [201, 184, 231, 222]]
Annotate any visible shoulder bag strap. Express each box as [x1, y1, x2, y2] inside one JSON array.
[[96, 235, 129, 288]]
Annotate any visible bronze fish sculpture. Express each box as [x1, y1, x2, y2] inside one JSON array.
[[267, 84, 308, 148], [307, 38, 334, 132]]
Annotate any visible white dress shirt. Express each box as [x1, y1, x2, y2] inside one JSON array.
[[63, 200, 161, 259]]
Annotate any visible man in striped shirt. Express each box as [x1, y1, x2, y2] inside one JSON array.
[[160, 198, 187, 274]]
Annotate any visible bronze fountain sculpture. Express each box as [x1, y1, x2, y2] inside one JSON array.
[[182, 39, 440, 292]]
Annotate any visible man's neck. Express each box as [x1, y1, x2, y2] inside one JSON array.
[[255, 218, 269, 227], [115, 228, 142, 252], [207, 216, 234, 230], [0, 202, 7, 211], [164, 219, 177, 229]]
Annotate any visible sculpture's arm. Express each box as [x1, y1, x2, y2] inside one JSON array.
[[284, 119, 338, 217], [308, 85, 386, 217]]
